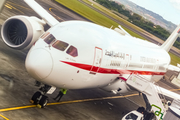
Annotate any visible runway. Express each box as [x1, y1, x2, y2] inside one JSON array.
[[0, 0, 179, 120]]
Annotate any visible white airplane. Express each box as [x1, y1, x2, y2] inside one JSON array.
[[1, 0, 180, 113]]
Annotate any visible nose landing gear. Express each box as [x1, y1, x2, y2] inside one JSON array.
[[37, 95, 49, 108], [30, 91, 42, 105], [30, 84, 56, 108]]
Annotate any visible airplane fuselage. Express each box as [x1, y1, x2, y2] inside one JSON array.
[[25, 21, 170, 89]]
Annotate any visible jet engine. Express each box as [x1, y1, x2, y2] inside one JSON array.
[[1, 16, 46, 49], [101, 79, 132, 94]]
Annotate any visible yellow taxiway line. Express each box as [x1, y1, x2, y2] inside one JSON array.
[[5, 3, 24, 14], [0, 94, 138, 112], [4, 4, 12, 9], [0, 114, 9, 120], [48, 93, 138, 106], [6, 1, 32, 11], [0, 105, 36, 112], [0, 88, 180, 112], [170, 88, 180, 92], [5, 1, 64, 22], [49, 8, 64, 21]]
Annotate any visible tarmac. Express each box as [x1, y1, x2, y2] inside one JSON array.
[[0, 0, 179, 120]]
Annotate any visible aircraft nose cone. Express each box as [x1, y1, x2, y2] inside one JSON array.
[[25, 49, 53, 80]]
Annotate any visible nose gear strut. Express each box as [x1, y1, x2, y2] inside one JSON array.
[[30, 84, 54, 108]]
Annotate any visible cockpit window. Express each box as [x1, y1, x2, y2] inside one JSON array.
[[52, 40, 69, 51], [66, 46, 78, 57], [41, 32, 50, 39], [44, 34, 56, 44]]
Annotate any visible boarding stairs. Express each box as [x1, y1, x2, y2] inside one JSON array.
[[126, 73, 166, 120]]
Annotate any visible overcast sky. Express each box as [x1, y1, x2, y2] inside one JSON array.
[[127, 0, 180, 25]]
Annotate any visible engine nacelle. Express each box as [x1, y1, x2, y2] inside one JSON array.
[[101, 79, 132, 94], [1, 16, 46, 49]]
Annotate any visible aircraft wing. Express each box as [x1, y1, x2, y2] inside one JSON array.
[[24, 0, 59, 26]]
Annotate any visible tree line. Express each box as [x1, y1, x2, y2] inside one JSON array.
[[94, 0, 180, 49]]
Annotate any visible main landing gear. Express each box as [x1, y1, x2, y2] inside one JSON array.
[[30, 84, 53, 108]]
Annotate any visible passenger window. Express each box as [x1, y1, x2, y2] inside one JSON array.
[[52, 40, 69, 51], [44, 34, 56, 44], [66, 46, 78, 57]]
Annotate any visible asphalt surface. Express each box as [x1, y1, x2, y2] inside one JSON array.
[[0, 0, 179, 120]]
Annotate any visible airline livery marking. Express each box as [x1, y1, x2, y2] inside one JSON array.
[[61, 61, 166, 75], [178, 29, 180, 33]]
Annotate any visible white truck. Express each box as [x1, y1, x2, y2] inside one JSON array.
[[122, 110, 144, 120], [122, 106, 157, 120], [122, 100, 180, 120]]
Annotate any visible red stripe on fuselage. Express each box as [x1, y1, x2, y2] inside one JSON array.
[[178, 29, 180, 33], [61, 61, 165, 75]]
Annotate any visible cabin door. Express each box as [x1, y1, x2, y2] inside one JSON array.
[[124, 54, 130, 68], [90, 47, 103, 73]]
